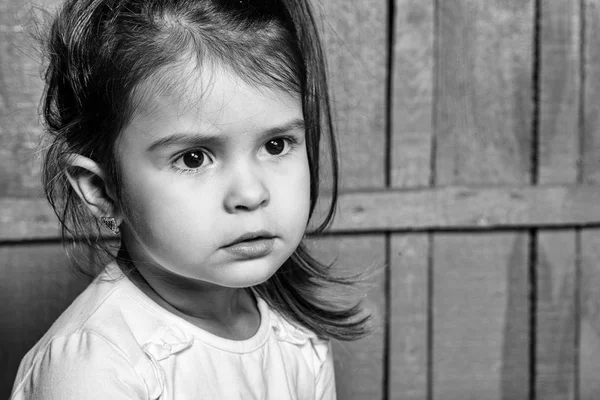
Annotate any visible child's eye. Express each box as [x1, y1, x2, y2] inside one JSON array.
[[172, 149, 212, 172], [265, 139, 286, 155], [263, 137, 297, 157]]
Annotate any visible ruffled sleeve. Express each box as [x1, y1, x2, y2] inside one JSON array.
[[11, 331, 161, 400]]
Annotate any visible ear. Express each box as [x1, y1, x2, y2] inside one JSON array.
[[65, 154, 120, 220]]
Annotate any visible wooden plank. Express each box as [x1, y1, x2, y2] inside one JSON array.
[[432, 1, 533, 399], [0, 243, 89, 399], [388, 1, 433, 394], [327, 185, 600, 231], [391, 0, 434, 188], [389, 234, 428, 400], [0, 0, 58, 198], [306, 235, 386, 400], [0, 197, 61, 240], [535, 232, 577, 400], [6, 184, 600, 240], [434, 2, 533, 186], [535, 1, 580, 398], [580, 229, 600, 400], [318, 0, 387, 189], [582, 1, 600, 397], [583, 0, 600, 185], [537, 0, 581, 185], [432, 233, 530, 399]]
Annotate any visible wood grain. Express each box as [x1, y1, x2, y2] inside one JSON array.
[[537, 0, 580, 184], [391, 0, 434, 188], [580, 229, 600, 400], [317, 0, 387, 189], [581, 1, 600, 397], [388, 1, 433, 396], [434, 1, 533, 186], [534, 1, 580, 398], [306, 235, 386, 400], [389, 234, 428, 400], [0, 243, 89, 399], [0, 0, 59, 198], [535, 232, 577, 400], [583, 0, 600, 185], [432, 233, 530, 400], [432, 0, 533, 398], [328, 185, 600, 231]]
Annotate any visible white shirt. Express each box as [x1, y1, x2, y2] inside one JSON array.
[[10, 263, 336, 399]]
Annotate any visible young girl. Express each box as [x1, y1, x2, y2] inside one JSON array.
[[11, 0, 370, 399]]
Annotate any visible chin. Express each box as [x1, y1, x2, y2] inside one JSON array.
[[218, 273, 275, 289], [215, 257, 285, 289]]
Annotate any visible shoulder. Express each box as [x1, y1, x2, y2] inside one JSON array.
[[11, 265, 167, 400], [10, 330, 163, 400]]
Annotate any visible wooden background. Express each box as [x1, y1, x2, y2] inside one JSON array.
[[3, 0, 600, 399]]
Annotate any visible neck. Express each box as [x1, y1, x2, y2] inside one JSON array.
[[117, 250, 259, 340]]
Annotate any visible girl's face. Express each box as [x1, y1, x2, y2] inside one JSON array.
[[116, 65, 310, 288]]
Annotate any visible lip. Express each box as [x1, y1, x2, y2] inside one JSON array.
[[221, 230, 276, 259], [224, 230, 276, 247]]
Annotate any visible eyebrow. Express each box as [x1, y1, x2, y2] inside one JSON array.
[[146, 118, 306, 152]]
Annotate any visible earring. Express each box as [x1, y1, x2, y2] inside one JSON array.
[[100, 216, 120, 235]]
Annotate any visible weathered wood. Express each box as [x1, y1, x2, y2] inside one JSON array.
[[535, 1, 580, 398], [535, 232, 577, 400], [5, 184, 600, 240], [0, 0, 58, 198], [328, 185, 600, 231], [432, 1, 533, 399], [583, 1, 600, 185], [389, 234, 428, 400], [537, 0, 580, 184], [388, 0, 433, 395], [0, 243, 89, 400], [391, 0, 434, 188], [581, 1, 600, 397], [0, 197, 61, 240], [432, 233, 530, 399], [581, 229, 600, 400], [307, 235, 386, 400], [434, 2, 533, 186], [318, 0, 387, 189]]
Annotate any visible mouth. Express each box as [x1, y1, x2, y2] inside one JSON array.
[[221, 230, 276, 259], [223, 230, 276, 247]]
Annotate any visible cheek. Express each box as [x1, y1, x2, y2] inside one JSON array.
[[118, 181, 163, 248], [118, 172, 210, 244], [278, 157, 311, 220]]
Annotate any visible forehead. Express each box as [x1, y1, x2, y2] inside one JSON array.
[[118, 61, 303, 154], [129, 61, 300, 125], [129, 59, 213, 119]]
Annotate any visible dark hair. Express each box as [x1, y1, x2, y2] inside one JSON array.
[[42, 0, 370, 340]]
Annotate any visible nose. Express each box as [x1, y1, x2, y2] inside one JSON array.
[[223, 162, 270, 213]]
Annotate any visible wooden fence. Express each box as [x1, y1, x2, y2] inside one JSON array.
[[2, 0, 600, 399]]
